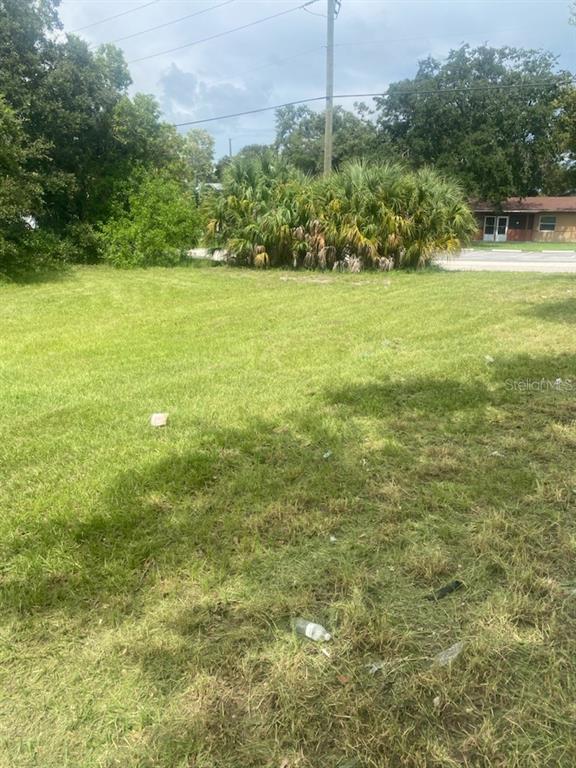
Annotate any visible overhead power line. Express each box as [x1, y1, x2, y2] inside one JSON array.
[[110, 0, 235, 44], [69, 0, 158, 33], [175, 96, 329, 126], [231, 45, 325, 79], [173, 78, 573, 127], [302, 6, 327, 17], [206, 26, 534, 87], [127, 0, 320, 63]]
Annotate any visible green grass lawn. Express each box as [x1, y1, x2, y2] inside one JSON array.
[[1, 263, 576, 767], [470, 241, 576, 251]]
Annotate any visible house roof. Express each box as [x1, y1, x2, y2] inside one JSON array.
[[472, 196, 576, 213]]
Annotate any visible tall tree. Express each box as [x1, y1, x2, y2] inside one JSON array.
[[180, 129, 215, 185], [0, 0, 195, 268], [275, 104, 380, 174], [376, 45, 569, 202], [30, 37, 133, 231], [0, 0, 61, 114], [555, 85, 576, 191], [0, 97, 46, 273]]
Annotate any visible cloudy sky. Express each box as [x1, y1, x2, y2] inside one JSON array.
[[59, 0, 576, 158]]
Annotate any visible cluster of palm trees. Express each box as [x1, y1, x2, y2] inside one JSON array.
[[204, 153, 476, 270]]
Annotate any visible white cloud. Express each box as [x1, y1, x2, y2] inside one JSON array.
[[59, 0, 576, 157]]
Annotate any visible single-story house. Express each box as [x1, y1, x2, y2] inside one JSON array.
[[472, 197, 576, 243]]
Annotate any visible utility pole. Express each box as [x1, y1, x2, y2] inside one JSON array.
[[228, 138, 233, 158], [323, 0, 335, 176]]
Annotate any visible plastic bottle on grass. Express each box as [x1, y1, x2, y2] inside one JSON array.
[[293, 618, 332, 642]]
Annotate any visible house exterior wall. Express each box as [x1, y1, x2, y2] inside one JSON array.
[[507, 212, 534, 241], [533, 213, 576, 242], [473, 212, 576, 243]]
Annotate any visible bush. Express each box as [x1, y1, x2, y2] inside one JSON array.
[[65, 222, 103, 264], [0, 97, 54, 278], [0, 228, 74, 281], [205, 155, 477, 270], [101, 171, 200, 268]]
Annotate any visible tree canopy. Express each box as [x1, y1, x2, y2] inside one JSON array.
[[275, 104, 379, 175], [0, 0, 213, 274], [375, 45, 568, 202], [269, 45, 574, 203]]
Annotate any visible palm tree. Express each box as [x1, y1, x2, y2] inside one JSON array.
[[205, 156, 476, 270]]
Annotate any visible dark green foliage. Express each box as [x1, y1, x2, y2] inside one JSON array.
[[0, 0, 214, 274], [0, 0, 61, 114], [376, 45, 569, 202], [100, 171, 200, 268], [0, 97, 48, 276]]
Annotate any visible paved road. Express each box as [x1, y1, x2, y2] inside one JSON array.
[[438, 249, 576, 273], [191, 247, 576, 274]]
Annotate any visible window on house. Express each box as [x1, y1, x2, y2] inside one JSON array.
[[539, 215, 557, 232]]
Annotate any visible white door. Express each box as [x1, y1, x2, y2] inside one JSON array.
[[483, 216, 496, 241], [495, 216, 508, 242], [483, 215, 508, 242]]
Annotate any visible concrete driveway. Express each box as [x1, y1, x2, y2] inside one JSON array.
[[438, 248, 576, 273]]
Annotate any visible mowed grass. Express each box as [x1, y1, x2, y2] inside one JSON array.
[[1, 263, 576, 768]]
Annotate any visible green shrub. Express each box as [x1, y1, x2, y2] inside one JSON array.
[[0, 97, 55, 278], [0, 228, 74, 281], [205, 155, 477, 270], [101, 171, 200, 268], [65, 222, 103, 264]]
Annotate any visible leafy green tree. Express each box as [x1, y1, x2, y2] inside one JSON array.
[[0, 0, 61, 113], [0, 97, 47, 274], [376, 45, 568, 202], [30, 37, 133, 232], [0, 0, 200, 268], [235, 144, 272, 162], [100, 170, 201, 268], [180, 129, 215, 185], [275, 104, 380, 174], [214, 154, 232, 181], [555, 85, 576, 190]]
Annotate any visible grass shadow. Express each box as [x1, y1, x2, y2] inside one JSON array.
[[525, 297, 576, 325], [0, 416, 369, 618], [0, 264, 74, 286], [4, 358, 575, 622], [325, 378, 491, 418], [3, 360, 576, 765], [490, 352, 576, 402]]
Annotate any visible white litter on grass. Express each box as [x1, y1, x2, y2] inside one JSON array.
[[329, 535, 337, 543], [320, 647, 331, 658], [322, 451, 333, 459], [434, 641, 465, 667], [485, 355, 495, 364], [366, 660, 386, 675], [150, 413, 168, 427]]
